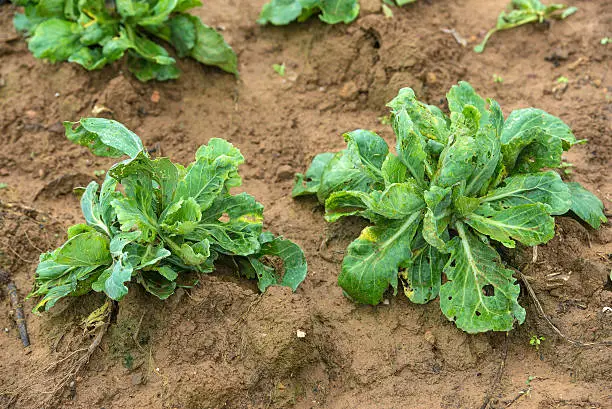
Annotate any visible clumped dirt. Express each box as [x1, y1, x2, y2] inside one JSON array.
[[1, 0, 611, 408]]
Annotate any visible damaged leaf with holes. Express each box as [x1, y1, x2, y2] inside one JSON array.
[[257, 0, 415, 26], [29, 118, 307, 313], [293, 81, 607, 333], [12, 0, 237, 80]]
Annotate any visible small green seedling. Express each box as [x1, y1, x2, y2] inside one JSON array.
[[601, 37, 611, 45], [273, 63, 286, 77], [493, 74, 504, 83], [475, 0, 577, 53], [556, 76, 569, 84], [0, 183, 7, 189], [93, 169, 106, 178], [29, 118, 307, 313], [13, 0, 237, 81], [530, 335, 545, 351], [293, 81, 607, 333], [258, 0, 416, 26]]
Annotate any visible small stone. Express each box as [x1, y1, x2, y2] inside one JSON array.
[[151, 90, 160, 103], [131, 373, 143, 386], [339, 81, 359, 100], [275, 165, 294, 181], [38, 169, 46, 178], [25, 110, 37, 119], [296, 329, 306, 338], [0, 168, 9, 176], [426, 72, 437, 84], [359, 0, 381, 15], [424, 330, 436, 346]]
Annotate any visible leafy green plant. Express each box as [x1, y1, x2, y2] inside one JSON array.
[[273, 63, 286, 76], [293, 81, 607, 333], [493, 74, 504, 83], [29, 118, 307, 312], [529, 335, 545, 350], [556, 76, 569, 84], [13, 0, 237, 81], [474, 0, 577, 53], [257, 0, 415, 26]]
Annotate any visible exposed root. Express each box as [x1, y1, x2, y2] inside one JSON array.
[[517, 269, 612, 347], [479, 333, 509, 409], [39, 299, 116, 406]]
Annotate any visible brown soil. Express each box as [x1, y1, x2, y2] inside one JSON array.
[[1, 0, 611, 408]]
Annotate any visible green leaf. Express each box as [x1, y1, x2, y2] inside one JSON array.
[[501, 127, 563, 174], [175, 155, 238, 211], [447, 81, 489, 127], [137, 0, 179, 26], [28, 19, 82, 62], [54, 231, 112, 266], [68, 47, 108, 70], [257, 236, 308, 291], [188, 193, 264, 256], [170, 239, 211, 266], [136, 270, 177, 299], [381, 154, 408, 185], [440, 223, 525, 333], [422, 186, 452, 251], [481, 171, 571, 215], [97, 255, 134, 300], [188, 16, 238, 75], [127, 54, 181, 82], [464, 203, 555, 248], [66, 118, 144, 159], [566, 182, 607, 229], [387, 87, 449, 146], [325, 181, 424, 222], [316, 151, 377, 203], [167, 14, 197, 57], [292, 152, 335, 197], [319, 0, 360, 24], [257, 0, 305, 25], [111, 190, 158, 243], [343, 129, 388, 181], [391, 108, 428, 184], [501, 108, 577, 150], [401, 241, 446, 304], [338, 212, 422, 305], [160, 197, 202, 235]]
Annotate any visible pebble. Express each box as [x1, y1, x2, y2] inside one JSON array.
[[131, 373, 143, 386], [424, 330, 436, 346], [275, 165, 294, 181], [339, 81, 358, 100]]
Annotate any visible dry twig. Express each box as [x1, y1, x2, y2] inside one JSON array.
[[517, 269, 612, 347], [479, 333, 509, 409]]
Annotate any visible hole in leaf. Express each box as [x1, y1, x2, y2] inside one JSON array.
[[475, 310, 481, 317], [219, 213, 230, 223], [448, 296, 452, 300], [482, 284, 495, 296]]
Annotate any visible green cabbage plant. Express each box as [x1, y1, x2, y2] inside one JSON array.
[[257, 0, 415, 26], [13, 0, 237, 81], [293, 81, 606, 333], [30, 118, 307, 312]]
